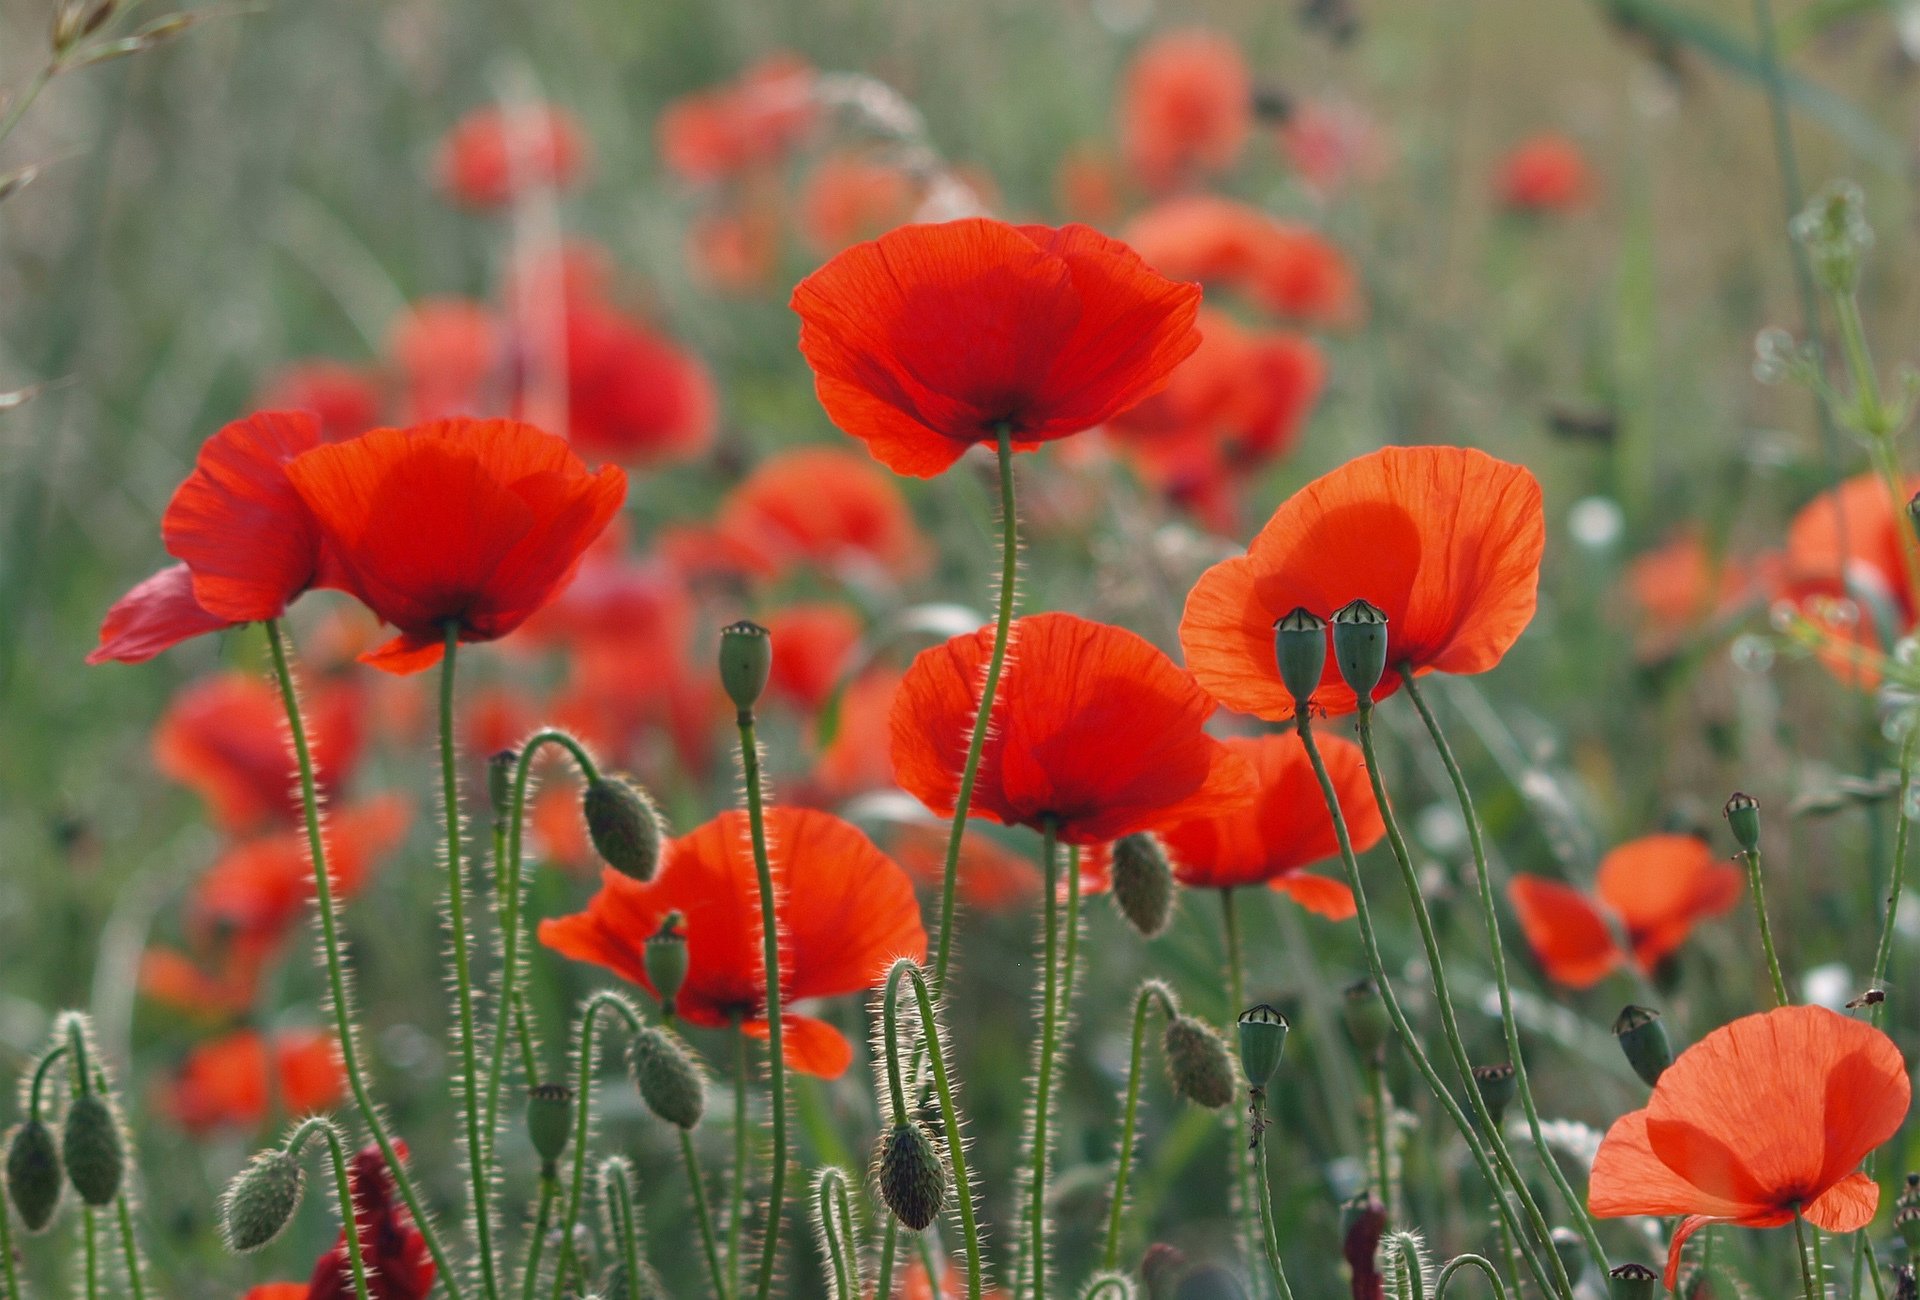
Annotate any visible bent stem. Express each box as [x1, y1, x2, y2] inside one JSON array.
[[1102, 981, 1178, 1270], [1434, 1255, 1510, 1299], [1250, 1091, 1297, 1300], [737, 707, 791, 1300], [1741, 839, 1791, 1006], [290, 1117, 374, 1300], [1220, 889, 1265, 1295], [263, 618, 462, 1296], [549, 990, 642, 1300], [1026, 818, 1063, 1300]]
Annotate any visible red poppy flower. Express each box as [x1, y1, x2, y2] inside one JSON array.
[[162, 1028, 345, 1134], [306, 1144, 436, 1300], [798, 153, 920, 254], [1589, 1004, 1909, 1289], [1497, 133, 1593, 213], [1625, 530, 1763, 658], [1773, 471, 1920, 689], [139, 946, 263, 1019], [389, 300, 504, 422], [437, 104, 587, 209], [1180, 445, 1545, 719], [1125, 196, 1362, 328], [791, 218, 1204, 477], [892, 612, 1255, 846], [808, 667, 904, 805], [892, 824, 1041, 913], [766, 603, 864, 711], [259, 362, 384, 443], [242, 1286, 308, 1300], [1120, 29, 1252, 193], [1507, 835, 1741, 989], [541, 293, 716, 467], [657, 54, 818, 184], [540, 807, 926, 1077], [285, 417, 627, 673], [715, 446, 930, 583]]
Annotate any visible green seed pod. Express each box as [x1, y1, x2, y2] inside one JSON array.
[[1342, 979, 1391, 1063], [1235, 1004, 1289, 1091], [629, 1027, 704, 1130], [1899, 1202, 1920, 1255], [1330, 599, 1389, 703], [61, 1093, 122, 1207], [1614, 1005, 1674, 1089], [1162, 1015, 1237, 1109], [875, 1121, 946, 1232], [488, 749, 518, 822], [645, 912, 690, 1014], [525, 1083, 575, 1171], [1723, 791, 1760, 853], [222, 1149, 305, 1252], [583, 776, 664, 882], [6, 1120, 61, 1233], [1607, 1262, 1659, 1299], [1897, 1172, 1920, 1212], [1110, 834, 1175, 938], [1273, 607, 1329, 706], [719, 620, 773, 714], [1471, 1063, 1517, 1127]]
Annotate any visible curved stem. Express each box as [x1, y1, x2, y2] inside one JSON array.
[[290, 1117, 374, 1300], [683, 1130, 728, 1300], [876, 1219, 899, 1300], [1250, 1093, 1297, 1300], [549, 991, 642, 1300], [737, 708, 790, 1300], [1027, 819, 1062, 1300], [815, 1172, 854, 1300], [1743, 842, 1791, 1006], [906, 964, 984, 1300], [605, 1162, 645, 1299], [1221, 889, 1265, 1295], [1434, 1255, 1510, 1299], [1102, 983, 1177, 1270]]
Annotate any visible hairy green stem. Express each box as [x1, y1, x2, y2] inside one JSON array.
[[876, 1219, 899, 1300], [737, 707, 791, 1300], [1250, 1092, 1297, 1300], [1434, 1254, 1510, 1298], [606, 1162, 645, 1300], [290, 1117, 374, 1300], [521, 1177, 556, 1300], [1102, 982, 1177, 1270], [899, 961, 985, 1299], [1026, 819, 1062, 1300], [729, 1026, 749, 1300], [1220, 889, 1266, 1297], [83, 1205, 99, 1300], [113, 1194, 148, 1300], [683, 1130, 728, 1300], [815, 1171, 855, 1300], [549, 990, 641, 1300]]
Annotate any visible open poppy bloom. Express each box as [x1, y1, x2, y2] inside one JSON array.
[[437, 104, 587, 209], [1624, 529, 1767, 660], [765, 603, 864, 712], [1181, 445, 1545, 719], [540, 806, 926, 1077], [285, 417, 626, 673], [1120, 28, 1252, 192], [306, 1143, 436, 1300], [1497, 133, 1593, 213], [791, 218, 1203, 477], [1775, 470, 1919, 689], [162, 1028, 345, 1134], [389, 299, 504, 423], [714, 446, 930, 584], [1125, 196, 1362, 328], [1589, 1004, 1909, 1289], [552, 297, 716, 467], [1508, 834, 1742, 988], [892, 611, 1255, 846], [799, 152, 921, 254]]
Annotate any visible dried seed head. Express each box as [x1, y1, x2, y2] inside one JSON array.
[[1723, 791, 1760, 853], [719, 620, 773, 714], [1899, 1172, 1920, 1212], [1330, 599, 1389, 703], [1471, 1063, 1517, 1126], [583, 776, 664, 881], [61, 1094, 122, 1207], [525, 1083, 575, 1171], [644, 912, 690, 1014], [1273, 607, 1329, 706], [1162, 1015, 1237, 1109], [1607, 1262, 1659, 1299], [1109, 834, 1175, 938], [1613, 1005, 1673, 1089], [221, 1149, 305, 1252], [874, 1120, 945, 1231], [629, 1027, 704, 1130], [1899, 1202, 1920, 1254], [5, 1120, 61, 1233], [1235, 1004, 1289, 1091]]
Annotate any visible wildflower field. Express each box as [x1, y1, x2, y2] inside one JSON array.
[[8, 0, 1920, 1296]]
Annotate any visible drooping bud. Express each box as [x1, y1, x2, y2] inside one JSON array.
[[1471, 1063, 1517, 1127], [1607, 1262, 1659, 1299], [1273, 607, 1329, 706], [5, 1120, 61, 1233], [525, 1084, 574, 1173], [1614, 1005, 1674, 1088], [1109, 834, 1175, 938], [1723, 792, 1760, 853], [221, 1149, 305, 1252], [644, 913, 690, 1014], [583, 776, 664, 882], [488, 750, 518, 822], [629, 1027, 704, 1130], [61, 1093, 122, 1207], [1342, 979, 1391, 1063], [719, 620, 773, 714], [1235, 1004, 1289, 1092], [1141, 1243, 1189, 1295], [1162, 1015, 1237, 1109], [874, 1121, 945, 1231], [1330, 599, 1389, 703]]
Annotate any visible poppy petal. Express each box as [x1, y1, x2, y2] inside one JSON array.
[[1507, 875, 1622, 988], [1663, 1215, 1735, 1292], [741, 1014, 854, 1079], [1589, 1110, 1751, 1221], [1271, 872, 1356, 919], [87, 565, 233, 665], [1594, 834, 1742, 970], [1803, 1171, 1880, 1234]]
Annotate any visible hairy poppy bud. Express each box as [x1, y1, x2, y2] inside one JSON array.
[[222, 1149, 305, 1252], [1613, 1005, 1673, 1088], [1330, 599, 1389, 702], [1236, 1004, 1289, 1092], [583, 776, 663, 881], [61, 1093, 122, 1207], [526, 1084, 574, 1173], [1273, 607, 1329, 706], [1110, 834, 1175, 938], [1899, 1202, 1920, 1255], [644, 912, 690, 1015], [629, 1027, 704, 1130], [1607, 1262, 1659, 1299], [875, 1121, 945, 1231], [1162, 1015, 1237, 1109], [1723, 791, 1760, 853], [1471, 1063, 1516, 1127], [6, 1120, 61, 1233], [719, 620, 772, 714], [1342, 979, 1391, 1063], [488, 750, 518, 822]]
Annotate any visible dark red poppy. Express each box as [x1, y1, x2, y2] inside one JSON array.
[[798, 153, 920, 254], [162, 1028, 345, 1134], [715, 446, 929, 583], [1497, 133, 1593, 213], [437, 104, 588, 209], [1126, 196, 1362, 328], [656, 54, 818, 184], [389, 300, 504, 423], [791, 218, 1203, 477], [258, 362, 384, 443], [1120, 28, 1252, 192], [540, 806, 926, 1077], [306, 1144, 436, 1300], [766, 603, 864, 711]]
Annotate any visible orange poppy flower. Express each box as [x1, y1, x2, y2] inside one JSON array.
[[798, 153, 920, 254], [892, 612, 1255, 846], [1770, 471, 1919, 689], [1589, 1004, 1909, 1289], [389, 299, 504, 422], [286, 418, 626, 673], [1120, 29, 1252, 193], [1180, 445, 1545, 719], [791, 218, 1203, 477], [1497, 133, 1593, 213], [765, 603, 863, 712], [656, 53, 818, 184], [540, 807, 926, 1078], [1625, 530, 1760, 657], [892, 824, 1041, 914], [139, 946, 262, 1019], [258, 361, 384, 443], [162, 1028, 345, 1133], [714, 446, 930, 583], [1508, 834, 1742, 989], [437, 104, 587, 209], [1125, 196, 1363, 328]]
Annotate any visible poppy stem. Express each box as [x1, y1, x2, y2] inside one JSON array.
[[1369, 1060, 1394, 1224], [1219, 889, 1266, 1296], [1432, 1254, 1509, 1299], [114, 1190, 149, 1300], [931, 424, 1021, 998], [548, 988, 642, 1300], [1795, 1209, 1825, 1300], [1102, 981, 1178, 1271], [813, 1167, 859, 1300], [1740, 839, 1791, 1006], [682, 1129, 729, 1300], [261, 618, 463, 1298], [288, 1116, 374, 1300], [735, 707, 791, 1300], [729, 1024, 749, 1300], [1871, 722, 1917, 1009], [83, 1204, 99, 1300], [519, 1175, 555, 1300], [1250, 1090, 1298, 1300], [1027, 817, 1062, 1300], [875, 1219, 899, 1300], [604, 1159, 646, 1300], [0, 1151, 16, 1300], [1398, 673, 1610, 1275]]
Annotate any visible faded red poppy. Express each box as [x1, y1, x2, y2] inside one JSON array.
[[389, 300, 504, 422], [1508, 834, 1741, 989], [1120, 29, 1252, 192], [791, 218, 1203, 477], [892, 612, 1255, 845], [285, 418, 627, 673], [1278, 98, 1388, 198], [259, 362, 384, 443], [715, 446, 929, 583], [799, 153, 920, 254], [1126, 196, 1362, 328], [1181, 445, 1545, 719], [306, 1144, 436, 1300], [766, 603, 864, 711], [1497, 133, 1593, 213], [657, 54, 818, 184], [438, 104, 587, 209], [892, 824, 1041, 913], [162, 1028, 344, 1133], [1589, 1005, 1909, 1289], [540, 807, 926, 1077]]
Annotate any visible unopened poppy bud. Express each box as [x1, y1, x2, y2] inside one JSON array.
[[1162, 1015, 1237, 1109], [488, 750, 518, 821], [1723, 791, 1760, 852], [1607, 1262, 1659, 1299], [1472, 1063, 1517, 1126], [583, 776, 663, 882], [1236, 1004, 1289, 1092], [1342, 979, 1391, 1063], [525, 1083, 574, 1173], [5, 1120, 60, 1233], [1330, 600, 1389, 703], [221, 1149, 305, 1252], [61, 1093, 121, 1207], [1613, 1005, 1673, 1088], [1899, 1202, 1920, 1254], [1273, 607, 1329, 705], [629, 1027, 704, 1130], [1110, 834, 1175, 938], [875, 1120, 945, 1231], [719, 620, 772, 714], [644, 913, 689, 1014]]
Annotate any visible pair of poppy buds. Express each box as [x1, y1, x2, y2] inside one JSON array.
[[6, 1024, 126, 1238], [1274, 600, 1391, 705]]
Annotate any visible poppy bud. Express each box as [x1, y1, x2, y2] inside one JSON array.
[[488, 749, 518, 822], [1110, 834, 1175, 938], [1607, 1263, 1659, 1299], [1235, 1004, 1289, 1092], [1330, 600, 1389, 702], [644, 912, 690, 1015], [525, 1083, 574, 1173], [1899, 1202, 1920, 1255], [1471, 1063, 1517, 1127], [1273, 607, 1329, 706], [1342, 979, 1391, 1063], [1613, 1005, 1673, 1088], [583, 776, 664, 882], [874, 1120, 945, 1231], [5, 1120, 61, 1233], [61, 1093, 122, 1207], [719, 620, 773, 715], [221, 1149, 305, 1252], [1723, 791, 1760, 853], [629, 1027, 704, 1130], [1162, 1015, 1237, 1109]]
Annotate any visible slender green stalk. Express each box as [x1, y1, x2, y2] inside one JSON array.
[[1249, 1092, 1297, 1300], [729, 1027, 749, 1300], [907, 963, 985, 1299], [606, 1162, 646, 1300], [1741, 841, 1791, 1006], [83, 1205, 99, 1300], [683, 1130, 728, 1300], [511, 990, 540, 1085], [1220, 889, 1266, 1297], [1399, 674, 1609, 1275], [0, 1151, 18, 1300], [549, 990, 642, 1300], [1434, 1255, 1510, 1298], [932, 424, 1020, 996], [736, 708, 791, 1300], [290, 1117, 373, 1300], [521, 1177, 556, 1300], [1102, 982, 1177, 1270], [263, 618, 461, 1295], [1492, 1204, 1523, 1298], [876, 1220, 899, 1300], [0, 65, 54, 155], [1368, 1060, 1393, 1223], [816, 1171, 854, 1300], [114, 1194, 148, 1300], [1871, 723, 1917, 1010], [1795, 1210, 1822, 1300], [1027, 819, 1062, 1300]]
